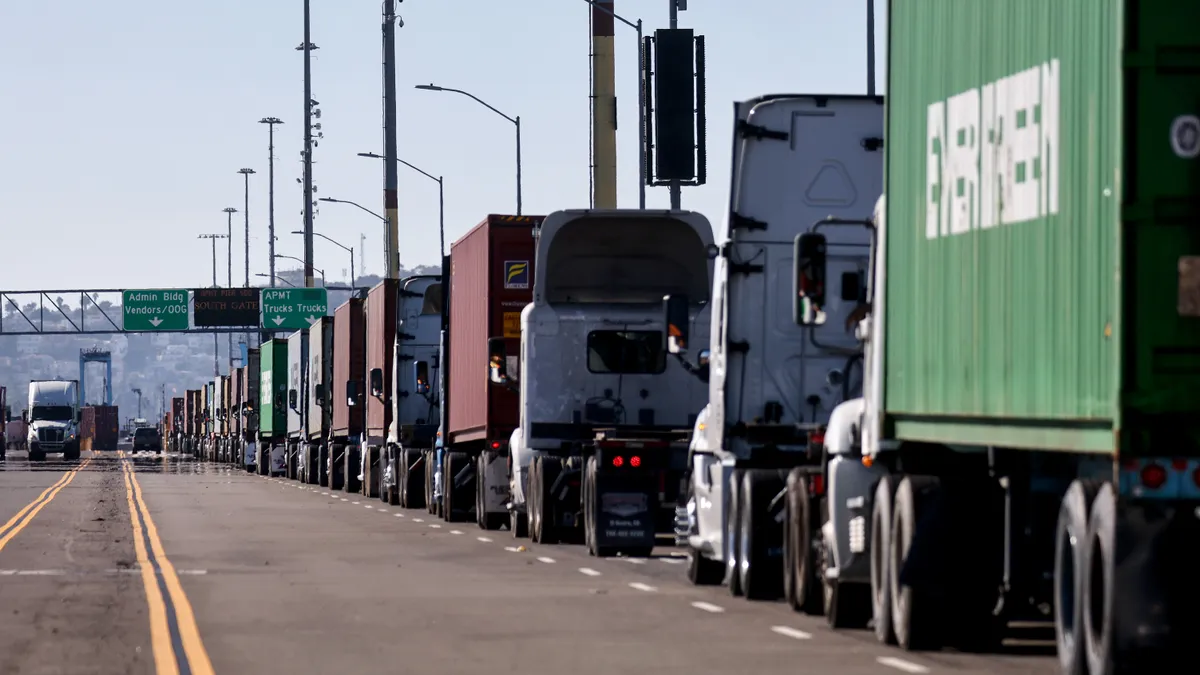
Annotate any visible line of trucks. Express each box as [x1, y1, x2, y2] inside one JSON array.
[[168, 3, 1197, 672]]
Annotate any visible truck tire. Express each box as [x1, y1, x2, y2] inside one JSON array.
[[784, 468, 823, 614], [29, 447, 46, 462], [1082, 482, 1117, 675], [344, 446, 360, 493], [532, 456, 562, 545], [318, 445, 329, 487], [684, 474, 724, 586], [64, 443, 81, 462], [382, 448, 395, 504], [1054, 479, 1101, 675], [583, 456, 611, 557], [737, 469, 788, 601], [424, 450, 437, 514], [402, 449, 425, 509], [889, 475, 942, 651], [725, 469, 743, 596], [330, 445, 344, 491], [871, 475, 899, 644], [443, 451, 470, 522]]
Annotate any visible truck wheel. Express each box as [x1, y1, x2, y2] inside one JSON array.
[[1082, 482, 1116, 675], [344, 447, 360, 494], [382, 448, 395, 504], [444, 451, 470, 522], [318, 445, 329, 487], [65, 444, 81, 462], [871, 475, 899, 644], [402, 449, 425, 509], [889, 475, 943, 651], [737, 469, 788, 601], [29, 448, 46, 462], [1054, 479, 1101, 675], [424, 450, 437, 515], [725, 470, 743, 596], [583, 456, 614, 557], [784, 468, 823, 614], [534, 457, 562, 544], [684, 476, 723, 585]]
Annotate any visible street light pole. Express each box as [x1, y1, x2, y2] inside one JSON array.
[[223, 207, 237, 369], [356, 152, 446, 258], [238, 169, 255, 286], [258, 118, 283, 289], [256, 273, 296, 287], [291, 230, 354, 284], [198, 233, 228, 376], [298, 0, 318, 289], [382, 1, 401, 279], [415, 84, 521, 215]]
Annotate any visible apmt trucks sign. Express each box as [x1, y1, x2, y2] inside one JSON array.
[[259, 288, 328, 331], [122, 290, 189, 331]]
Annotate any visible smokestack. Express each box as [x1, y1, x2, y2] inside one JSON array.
[[591, 1, 617, 209]]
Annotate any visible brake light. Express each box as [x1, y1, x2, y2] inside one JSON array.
[[1141, 463, 1167, 490], [612, 456, 624, 467], [491, 441, 501, 450], [810, 432, 825, 447], [1173, 458, 1188, 471], [630, 455, 642, 468], [810, 473, 825, 496]]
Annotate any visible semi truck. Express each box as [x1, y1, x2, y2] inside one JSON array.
[[304, 317, 334, 485], [795, 1, 1200, 671], [27, 379, 82, 461], [489, 209, 713, 554], [430, 214, 543, 528], [382, 275, 442, 507], [286, 328, 306, 480], [240, 348, 261, 471], [359, 279, 397, 499], [328, 296, 365, 491], [258, 338, 289, 477], [670, 94, 882, 604]]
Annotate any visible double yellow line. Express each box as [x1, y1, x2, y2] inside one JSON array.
[[120, 453, 215, 675], [0, 458, 92, 553]]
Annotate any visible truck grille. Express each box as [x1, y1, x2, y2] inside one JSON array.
[[38, 428, 64, 443]]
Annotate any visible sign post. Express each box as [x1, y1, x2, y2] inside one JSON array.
[[122, 290, 190, 331], [259, 288, 329, 331]]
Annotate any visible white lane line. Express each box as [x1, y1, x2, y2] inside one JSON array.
[[412, 518, 424, 523], [16, 570, 66, 576], [429, 524, 442, 529], [624, 558, 647, 565], [578, 567, 602, 577], [536, 556, 556, 564], [351, 501, 360, 505], [394, 513, 405, 517], [365, 505, 374, 509], [691, 601, 725, 613], [450, 530, 464, 535], [770, 626, 812, 641], [504, 546, 521, 553], [177, 569, 208, 575], [660, 557, 685, 565], [628, 582, 657, 592], [340, 498, 349, 502], [876, 657, 930, 674], [477, 537, 493, 543]]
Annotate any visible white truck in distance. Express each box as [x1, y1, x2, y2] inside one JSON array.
[[27, 379, 83, 461], [488, 209, 714, 554], [668, 94, 883, 611]]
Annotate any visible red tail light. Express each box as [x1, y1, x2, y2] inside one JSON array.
[[1141, 463, 1167, 490], [630, 455, 642, 468], [810, 473, 825, 496], [810, 432, 825, 447], [612, 456, 624, 467], [491, 441, 501, 450]]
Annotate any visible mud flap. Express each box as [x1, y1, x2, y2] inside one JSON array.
[[482, 452, 509, 516]]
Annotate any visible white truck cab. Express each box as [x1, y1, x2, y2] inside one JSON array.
[[27, 379, 82, 461]]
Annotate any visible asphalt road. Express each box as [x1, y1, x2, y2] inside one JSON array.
[[0, 450, 1058, 675]]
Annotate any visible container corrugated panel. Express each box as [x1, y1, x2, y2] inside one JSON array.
[[286, 329, 306, 437], [222, 375, 232, 435], [259, 339, 289, 437], [882, 0, 1200, 454], [201, 385, 210, 435], [243, 349, 260, 437], [233, 368, 244, 436], [366, 280, 398, 438], [171, 398, 184, 431], [332, 298, 365, 437], [307, 316, 334, 440], [448, 214, 543, 444]]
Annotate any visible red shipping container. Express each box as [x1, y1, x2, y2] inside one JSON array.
[[332, 297, 365, 438], [448, 214, 543, 445], [366, 280, 398, 439], [81, 405, 119, 451]]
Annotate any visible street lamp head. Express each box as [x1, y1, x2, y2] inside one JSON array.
[[259, 117, 284, 125], [357, 152, 383, 159], [238, 168, 256, 175], [317, 197, 339, 203], [223, 207, 238, 213], [415, 84, 444, 92]]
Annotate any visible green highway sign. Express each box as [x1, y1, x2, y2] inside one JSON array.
[[122, 289, 190, 331], [260, 288, 329, 331]]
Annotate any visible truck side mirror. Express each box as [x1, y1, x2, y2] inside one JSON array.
[[698, 349, 711, 366], [369, 368, 384, 397], [794, 233, 828, 326], [413, 361, 431, 396], [288, 389, 298, 410], [663, 294, 690, 354], [488, 337, 508, 385], [315, 383, 325, 408], [346, 380, 360, 407]]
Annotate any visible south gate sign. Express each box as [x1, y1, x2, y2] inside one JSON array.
[[260, 288, 328, 331], [122, 289, 189, 331]]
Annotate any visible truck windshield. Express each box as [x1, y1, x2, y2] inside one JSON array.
[[587, 331, 666, 374], [31, 405, 73, 422]]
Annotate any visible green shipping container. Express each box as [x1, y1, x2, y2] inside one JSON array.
[[259, 339, 289, 437], [882, 0, 1200, 455]]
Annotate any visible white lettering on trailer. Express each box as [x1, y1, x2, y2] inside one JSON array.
[[926, 59, 1060, 239]]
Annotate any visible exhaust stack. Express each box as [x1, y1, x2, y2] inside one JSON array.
[[591, 1, 617, 209]]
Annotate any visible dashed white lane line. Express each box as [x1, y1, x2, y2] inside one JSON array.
[[504, 546, 521, 553], [429, 524, 442, 529], [579, 567, 602, 577], [628, 582, 657, 592], [660, 557, 685, 565], [340, 498, 349, 502], [365, 505, 374, 509], [450, 530, 464, 535], [477, 537, 493, 543], [623, 558, 647, 565], [690, 601, 725, 613], [412, 518, 424, 523], [394, 513, 405, 517], [876, 657, 930, 674], [351, 501, 360, 505], [770, 626, 812, 641], [536, 556, 556, 564]]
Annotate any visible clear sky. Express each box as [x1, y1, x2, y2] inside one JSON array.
[[0, 1, 886, 291]]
